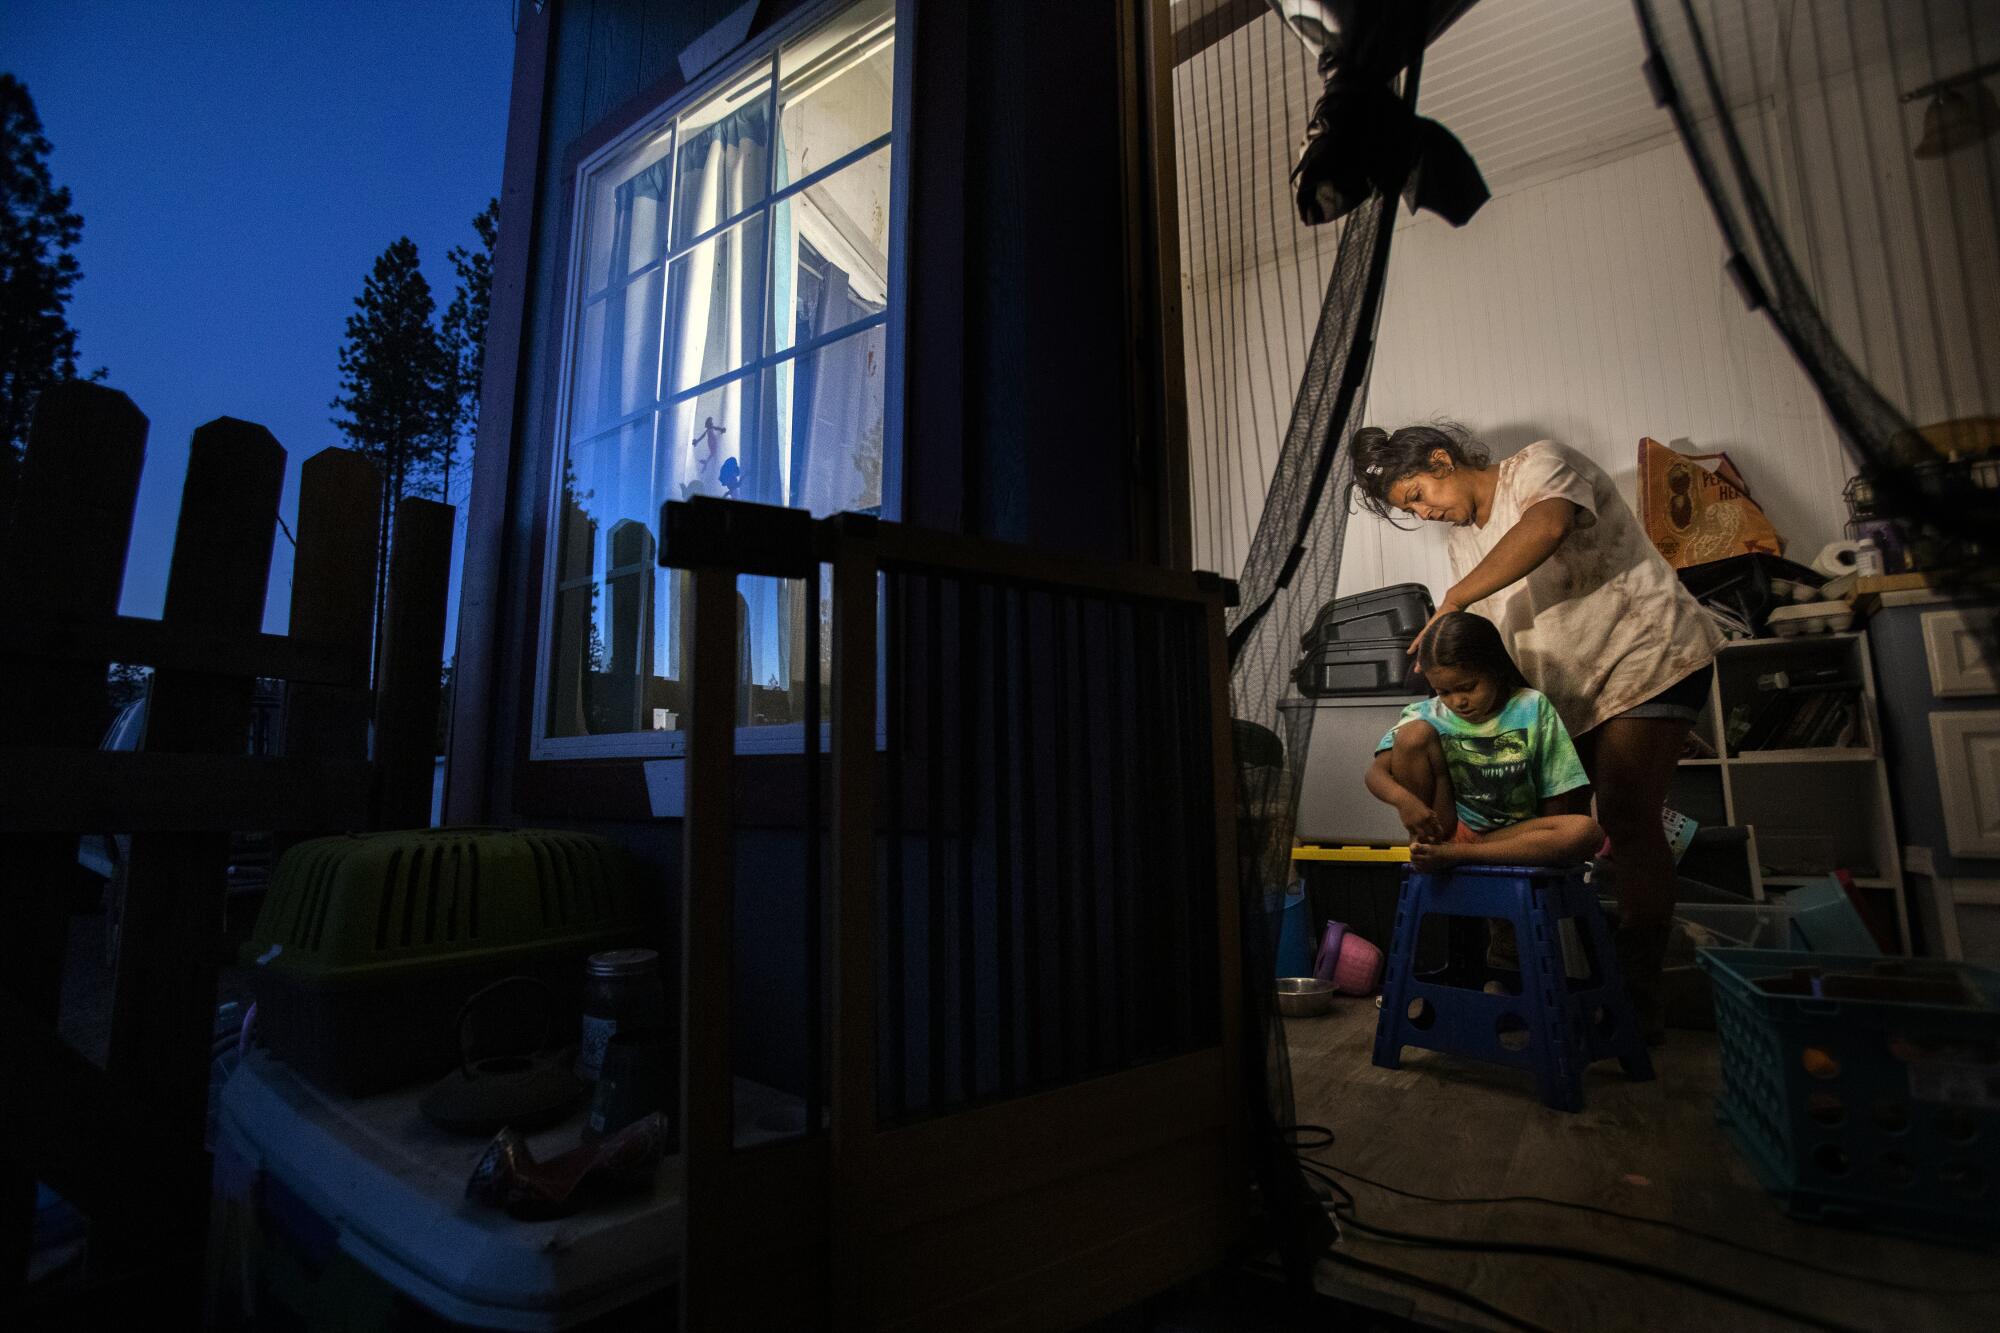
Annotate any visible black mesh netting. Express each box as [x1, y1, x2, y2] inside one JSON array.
[[1634, 0, 2000, 565], [1195, 13, 1437, 1278], [1226, 183, 1392, 1273]]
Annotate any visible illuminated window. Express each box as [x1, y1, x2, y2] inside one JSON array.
[[540, 0, 897, 751]]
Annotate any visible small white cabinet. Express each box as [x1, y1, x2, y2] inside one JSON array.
[[1930, 709, 2000, 859]]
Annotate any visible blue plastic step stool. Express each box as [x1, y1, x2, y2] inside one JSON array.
[[1371, 864, 1654, 1112]]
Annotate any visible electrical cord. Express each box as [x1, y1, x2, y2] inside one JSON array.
[[1293, 1159, 1867, 1333], [1318, 1249, 1558, 1333], [1311, 1155, 2000, 1298]]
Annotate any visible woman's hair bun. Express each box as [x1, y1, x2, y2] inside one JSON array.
[[1346, 420, 1485, 521]]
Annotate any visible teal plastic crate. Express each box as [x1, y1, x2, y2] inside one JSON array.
[[1698, 948, 2000, 1240]]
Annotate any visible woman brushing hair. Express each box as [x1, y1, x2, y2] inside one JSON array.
[[1349, 422, 1719, 1043]]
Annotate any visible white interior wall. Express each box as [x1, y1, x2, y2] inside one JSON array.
[[1779, 40, 2000, 432], [1345, 136, 1854, 603], [1176, 0, 2000, 605], [1185, 134, 1852, 600]]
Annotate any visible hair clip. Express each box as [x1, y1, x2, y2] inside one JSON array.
[[1364, 464, 1383, 476]]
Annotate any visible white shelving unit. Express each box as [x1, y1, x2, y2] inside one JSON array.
[[1674, 632, 1909, 950]]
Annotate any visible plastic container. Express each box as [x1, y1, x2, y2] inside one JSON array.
[[1294, 637, 1424, 696], [1267, 887, 1314, 979], [1766, 601, 1856, 636], [1698, 948, 2000, 1239], [1300, 584, 1435, 648], [210, 1050, 819, 1329], [1673, 901, 1798, 951], [244, 828, 652, 1096]]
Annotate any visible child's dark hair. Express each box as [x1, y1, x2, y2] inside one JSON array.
[[1418, 611, 1529, 694], [1348, 420, 1489, 521]]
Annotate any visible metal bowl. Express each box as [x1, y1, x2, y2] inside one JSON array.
[[1275, 977, 1337, 1018]]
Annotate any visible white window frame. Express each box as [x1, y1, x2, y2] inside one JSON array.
[[531, 0, 912, 762]]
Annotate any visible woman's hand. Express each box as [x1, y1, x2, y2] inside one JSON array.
[[1408, 600, 1463, 659]]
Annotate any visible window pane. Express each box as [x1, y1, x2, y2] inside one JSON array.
[[582, 126, 674, 297], [769, 146, 891, 356], [766, 324, 887, 517], [570, 267, 664, 439], [673, 68, 774, 246], [778, 0, 893, 183], [548, 419, 662, 739], [546, 0, 898, 746], [661, 369, 762, 513], [664, 215, 768, 394]]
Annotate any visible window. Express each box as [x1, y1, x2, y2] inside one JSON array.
[[539, 0, 898, 753]]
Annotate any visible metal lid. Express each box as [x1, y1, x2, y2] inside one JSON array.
[[587, 947, 660, 977]]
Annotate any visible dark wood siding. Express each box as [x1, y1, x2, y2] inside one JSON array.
[[449, 0, 1188, 1097]]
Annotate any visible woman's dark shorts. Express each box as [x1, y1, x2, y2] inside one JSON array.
[[1612, 662, 1715, 725]]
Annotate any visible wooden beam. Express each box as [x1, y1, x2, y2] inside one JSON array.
[[276, 445, 383, 873], [1171, 0, 1265, 65], [1171, 0, 1486, 67], [284, 446, 382, 762], [856, 1048, 1228, 1233], [660, 497, 1224, 607], [0, 749, 374, 832], [0, 991, 182, 1228], [680, 561, 741, 1332], [372, 496, 453, 830], [1200, 583, 1250, 1223], [0, 381, 148, 1296], [828, 523, 881, 1329], [444, 0, 556, 826], [99, 417, 285, 1293], [0, 614, 358, 685]]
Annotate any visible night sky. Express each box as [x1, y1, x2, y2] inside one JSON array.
[[2, 0, 515, 638]]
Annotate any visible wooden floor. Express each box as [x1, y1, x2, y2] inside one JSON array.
[[1285, 1003, 1998, 1333]]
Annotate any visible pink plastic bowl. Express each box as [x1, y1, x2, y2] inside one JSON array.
[[1331, 933, 1383, 995]]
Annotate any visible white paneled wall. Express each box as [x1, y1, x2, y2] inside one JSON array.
[[1781, 32, 2000, 432], [1184, 135, 1852, 597], [1349, 138, 1854, 603], [1177, 0, 2000, 604]]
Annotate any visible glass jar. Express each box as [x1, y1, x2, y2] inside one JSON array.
[[576, 947, 666, 1082]]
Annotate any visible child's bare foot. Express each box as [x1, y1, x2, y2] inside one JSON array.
[[1409, 840, 1467, 872]]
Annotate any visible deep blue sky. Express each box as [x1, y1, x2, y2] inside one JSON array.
[[2, 0, 515, 638]]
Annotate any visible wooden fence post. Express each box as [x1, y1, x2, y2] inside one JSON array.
[[283, 447, 380, 770], [95, 417, 284, 1291], [0, 383, 148, 1295], [372, 496, 453, 831]]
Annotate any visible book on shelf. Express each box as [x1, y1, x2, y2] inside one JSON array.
[[1731, 683, 1863, 752], [1735, 690, 1799, 752], [1755, 667, 1858, 693], [1771, 692, 1834, 749], [1804, 697, 1856, 748]]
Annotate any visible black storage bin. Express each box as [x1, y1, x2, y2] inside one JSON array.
[[1301, 583, 1434, 649], [1294, 637, 1424, 696]]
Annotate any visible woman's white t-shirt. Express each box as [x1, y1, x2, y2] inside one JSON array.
[[1447, 441, 1720, 736]]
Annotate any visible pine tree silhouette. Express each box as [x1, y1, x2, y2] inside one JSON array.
[[330, 236, 452, 673], [0, 75, 102, 514]]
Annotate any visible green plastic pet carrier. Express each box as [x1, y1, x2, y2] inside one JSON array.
[[242, 827, 651, 1096]]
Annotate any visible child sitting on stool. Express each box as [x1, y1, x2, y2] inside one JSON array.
[[1365, 611, 1602, 871]]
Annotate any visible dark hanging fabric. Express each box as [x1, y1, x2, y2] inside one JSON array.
[[1213, 15, 1437, 1292], [1177, 1, 1495, 1294], [1632, 0, 2000, 558]]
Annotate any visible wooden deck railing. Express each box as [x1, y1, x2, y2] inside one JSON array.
[[660, 496, 1247, 1328], [0, 381, 450, 1315]]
